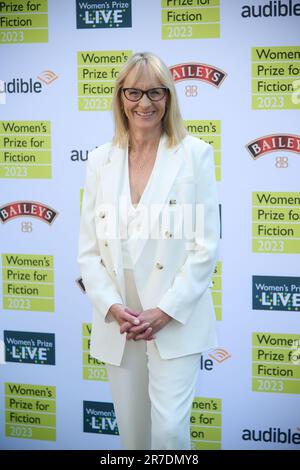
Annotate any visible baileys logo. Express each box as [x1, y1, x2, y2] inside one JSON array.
[[169, 63, 227, 87], [0, 201, 58, 224], [247, 134, 300, 159]]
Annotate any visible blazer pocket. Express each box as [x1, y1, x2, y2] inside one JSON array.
[[169, 177, 196, 206]]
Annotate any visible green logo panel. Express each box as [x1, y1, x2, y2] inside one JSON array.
[[211, 261, 222, 321], [77, 50, 132, 111], [5, 382, 56, 441], [82, 323, 108, 381], [184, 120, 221, 182], [252, 46, 300, 110], [190, 397, 222, 450], [252, 192, 300, 254], [2, 254, 55, 312], [162, 0, 220, 39], [0, 0, 48, 44], [0, 121, 51, 179], [252, 332, 300, 394]]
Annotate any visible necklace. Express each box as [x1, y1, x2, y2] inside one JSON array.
[[128, 149, 157, 204], [129, 151, 155, 171]]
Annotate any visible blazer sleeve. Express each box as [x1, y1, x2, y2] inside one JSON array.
[[157, 141, 220, 325], [77, 149, 123, 321]]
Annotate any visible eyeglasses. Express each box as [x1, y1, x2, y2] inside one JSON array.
[[122, 87, 168, 102]]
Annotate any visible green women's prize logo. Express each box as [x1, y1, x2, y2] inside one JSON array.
[[161, 0, 220, 40], [2, 254, 55, 312], [0, 121, 51, 179], [82, 323, 108, 381], [252, 192, 300, 254], [77, 50, 131, 111], [5, 382, 56, 441], [191, 397, 222, 450], [0, 0, 48, 44], [252, 332, 300, 394], [252, 46, 300, 110], [185, 120, 221, 182]]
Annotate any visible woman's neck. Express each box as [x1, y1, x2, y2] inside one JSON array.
[[128, 126, 162, 154]]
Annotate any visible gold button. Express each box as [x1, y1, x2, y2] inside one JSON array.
[[156, 262, 164, 270], [169, 199, 177, 205]]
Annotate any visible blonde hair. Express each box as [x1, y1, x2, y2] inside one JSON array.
[[111, 52, 187, 148]]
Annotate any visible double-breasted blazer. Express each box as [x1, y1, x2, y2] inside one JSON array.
[[77, 134, 220, 366]]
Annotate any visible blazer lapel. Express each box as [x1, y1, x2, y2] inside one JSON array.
[[132, 135, 185, 264], [100, 145, 126, 300], [99, 135, 185, 299]]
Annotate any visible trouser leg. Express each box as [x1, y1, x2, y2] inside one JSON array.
[[146, 341, 201, 450], [106, 339, 151, 450], [105, 267, 151, 450]]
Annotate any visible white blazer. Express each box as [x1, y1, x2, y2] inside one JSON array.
[[77, 134, 220, 366]]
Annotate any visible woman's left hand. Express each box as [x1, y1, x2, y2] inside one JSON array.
[[126, 307, 172, 341]]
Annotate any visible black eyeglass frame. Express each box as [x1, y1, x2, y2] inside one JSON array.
[[121, 87, 169, 102]]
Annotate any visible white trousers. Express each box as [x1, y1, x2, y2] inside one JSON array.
[[105, 268, 201, 451]]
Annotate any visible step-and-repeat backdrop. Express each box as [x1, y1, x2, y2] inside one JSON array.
[[0, 0, 299, 450]]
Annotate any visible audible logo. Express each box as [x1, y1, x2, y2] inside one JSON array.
[[70, 148, 90, 162], [1, 72, 57, 99], [2, 78, 42, 94], [241, 1, 300, 18], [76, 1, 132, 29], [37, 70, 58, 84], [242, 427, 300, 445], [197, 347, 231, 373]]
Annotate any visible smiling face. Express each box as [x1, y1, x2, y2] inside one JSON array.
[[121, 65, 167, 136]]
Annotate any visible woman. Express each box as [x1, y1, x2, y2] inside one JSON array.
[[78, 52, 219, 450]]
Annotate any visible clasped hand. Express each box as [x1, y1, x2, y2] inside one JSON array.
[[109, 304, 171, 341]]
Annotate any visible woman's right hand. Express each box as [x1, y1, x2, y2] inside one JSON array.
[[108, 303, 153, 339]]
